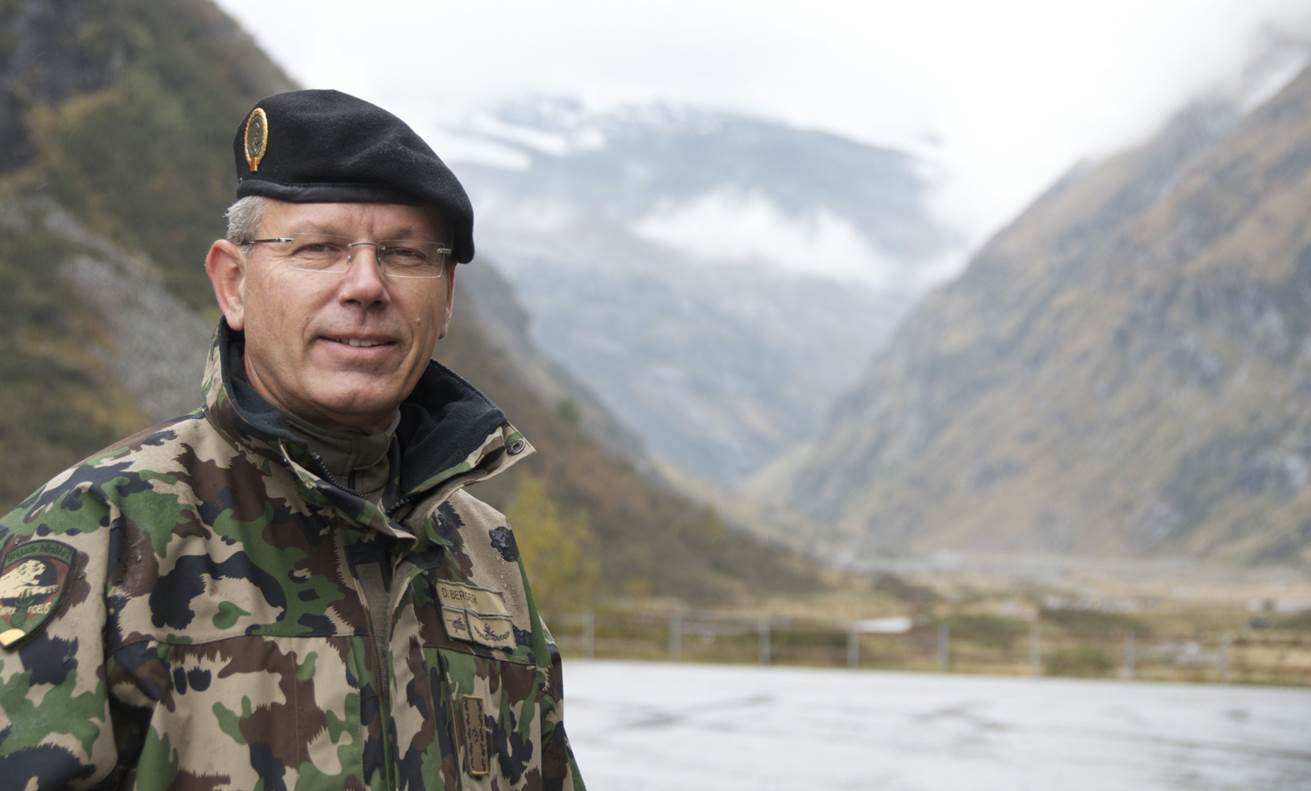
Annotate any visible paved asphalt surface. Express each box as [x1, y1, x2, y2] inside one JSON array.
[[562, 659, 1311, 790]]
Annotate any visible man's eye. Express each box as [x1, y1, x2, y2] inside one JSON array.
[[384, 246, 426, 261], [293, 242, 342, 256], [382, 246, 431, 268]]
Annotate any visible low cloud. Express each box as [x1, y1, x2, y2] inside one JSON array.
[[632, 188, 902, 289]]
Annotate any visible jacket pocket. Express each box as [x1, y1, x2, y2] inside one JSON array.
[[130, 635, 366, 789], [438, 647, 543, 790]]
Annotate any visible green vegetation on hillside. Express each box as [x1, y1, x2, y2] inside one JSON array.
[[26, 71, 228, 309], [1040, 606, 1152, 639], [0, 204, 149, 499], [7, 0, 292, 309], [0, 0, 291, 503]]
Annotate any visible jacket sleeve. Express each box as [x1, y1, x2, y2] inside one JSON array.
[[517, 554, 585, 791], [0, 478, 122, 789], [540, 633, 586, 791]]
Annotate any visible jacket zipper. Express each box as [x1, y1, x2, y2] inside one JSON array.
[[357, 561, 398, 790], [307, 447, 516, 787], [307, 450, 400, 789]]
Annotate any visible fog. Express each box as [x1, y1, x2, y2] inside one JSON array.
[[218, 0, 1311, 252]]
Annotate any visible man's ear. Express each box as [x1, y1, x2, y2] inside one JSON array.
[[206, 240, 247, 330]]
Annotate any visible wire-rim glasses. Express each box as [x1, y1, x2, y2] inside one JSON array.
[[244, 233, 452, 279]]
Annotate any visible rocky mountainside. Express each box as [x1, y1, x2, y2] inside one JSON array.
[[438, 99, 961, 483], [0, 0, 820, 601], [773, 62, 1311, 565], [0, 0, 293, 495]]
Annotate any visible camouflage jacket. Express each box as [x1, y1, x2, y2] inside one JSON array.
[[0, 325, 585, 790]]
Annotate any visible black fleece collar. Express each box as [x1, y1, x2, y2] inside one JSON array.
[[213, 321, 510, 498]]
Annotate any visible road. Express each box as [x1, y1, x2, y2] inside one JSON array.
[[562, 660, 1311, 790]]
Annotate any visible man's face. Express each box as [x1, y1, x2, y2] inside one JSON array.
[[212, 200, 455, 432]]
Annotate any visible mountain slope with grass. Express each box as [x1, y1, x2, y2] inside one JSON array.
[[0, 0, 821, 602], [775, 63, 1311, 566]]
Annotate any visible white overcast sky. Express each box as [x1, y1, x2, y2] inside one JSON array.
[[215, 0, 1311, 251]]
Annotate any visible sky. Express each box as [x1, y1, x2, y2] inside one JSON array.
[[215, 0, 1311, 258]]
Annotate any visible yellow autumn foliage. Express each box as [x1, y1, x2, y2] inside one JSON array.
[[507, 474, 600, 617]]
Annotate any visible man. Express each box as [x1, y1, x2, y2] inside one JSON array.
[[0, 89, 584, 790]]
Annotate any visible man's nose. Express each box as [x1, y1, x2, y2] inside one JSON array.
[[337, 243, 390, 304]]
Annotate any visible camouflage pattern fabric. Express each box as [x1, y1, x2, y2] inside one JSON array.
[[0, 328, 585, 790]]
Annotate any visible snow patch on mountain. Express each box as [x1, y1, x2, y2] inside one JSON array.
[[462, 110, 607, 156]]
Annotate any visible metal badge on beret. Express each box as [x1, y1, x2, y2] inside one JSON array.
[[244, 107, 269, 172]]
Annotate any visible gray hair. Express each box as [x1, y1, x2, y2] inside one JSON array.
[[224, 195, 268, 244]]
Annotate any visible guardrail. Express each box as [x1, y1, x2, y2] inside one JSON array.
[[547, 608, 1311, 685]]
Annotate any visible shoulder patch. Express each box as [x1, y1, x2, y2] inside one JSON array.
[[0, 539, 77, 649]]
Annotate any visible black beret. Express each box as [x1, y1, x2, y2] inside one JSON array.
[[233, 89, 475, 263]]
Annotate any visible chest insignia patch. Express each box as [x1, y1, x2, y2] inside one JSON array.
[[0, 539, 77, 649], [461, 695, 490, 777], [443, 608, 519, 650], [436, 580, 518, 649]]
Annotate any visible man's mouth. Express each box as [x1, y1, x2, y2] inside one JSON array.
[[324, 336, 394, 348]]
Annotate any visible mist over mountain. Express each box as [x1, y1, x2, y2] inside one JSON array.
[[438, 97, 963, 482], [767, 61, 1311, 566]]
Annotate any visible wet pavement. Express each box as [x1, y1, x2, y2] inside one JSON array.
[[564, 659, 1311, 790]]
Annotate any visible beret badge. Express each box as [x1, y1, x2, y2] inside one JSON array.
[[243, 107, 269, 172]]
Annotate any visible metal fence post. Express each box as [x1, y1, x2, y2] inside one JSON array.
[[1030, 619, 1042, 676], [1123, 631, 1136, 680], [938, 623, 950, 672], [582, 611, 595, 659], [669, 611, 682, 662], [847, 626, 859, 669], [758, 617, 771, 665], [1220, 632, 1232, 682]]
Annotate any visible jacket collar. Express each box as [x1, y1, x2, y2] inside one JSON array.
[[202, 321, 533, 536]]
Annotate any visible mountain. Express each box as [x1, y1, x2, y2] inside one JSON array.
[[437, 98, 962, 483], [0, 0, 293, 495], [0, 0, 821, 602], [770, 61, 1311, 566]]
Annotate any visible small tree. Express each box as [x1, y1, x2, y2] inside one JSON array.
[[507, 475, 600, 617]]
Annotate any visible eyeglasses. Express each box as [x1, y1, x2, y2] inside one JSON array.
[[244, 233, 452, 279]]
